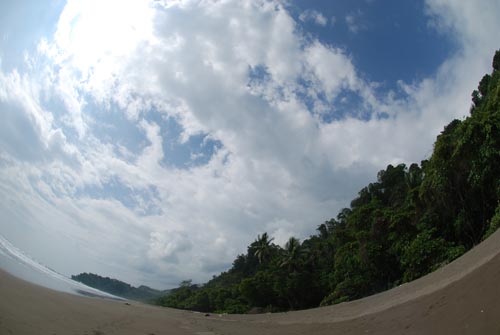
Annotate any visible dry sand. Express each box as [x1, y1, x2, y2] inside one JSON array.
[[2, 229, 500, 334]]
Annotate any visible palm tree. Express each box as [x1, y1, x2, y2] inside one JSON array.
[[253, 232, 274, 264], [280, 237, 307, 272]]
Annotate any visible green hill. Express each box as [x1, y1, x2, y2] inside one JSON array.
[[72, 272, 169, 303]]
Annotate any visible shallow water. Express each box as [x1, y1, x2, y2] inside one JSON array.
[[0, 234, 123, 300]]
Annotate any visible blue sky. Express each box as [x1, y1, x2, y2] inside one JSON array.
[[0, 0, 499, 288]]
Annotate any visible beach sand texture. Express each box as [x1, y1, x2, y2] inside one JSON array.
[[2, 229, 500, 334]]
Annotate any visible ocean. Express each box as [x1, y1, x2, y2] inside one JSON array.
[[0, 234, 123, 300]]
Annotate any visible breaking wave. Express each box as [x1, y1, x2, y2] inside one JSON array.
[[0, 234, 123, 300]]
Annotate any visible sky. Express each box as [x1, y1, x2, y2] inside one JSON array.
[[0, 0, 499, 289]]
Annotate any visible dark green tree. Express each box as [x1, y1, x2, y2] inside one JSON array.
[[251, 232, 275, 264], [493, 50, 500, 71]]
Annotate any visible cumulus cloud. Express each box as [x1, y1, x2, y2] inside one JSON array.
[[0, 0, 499, 288]]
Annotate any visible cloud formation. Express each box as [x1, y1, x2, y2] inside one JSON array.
[[299, 9, 328, 26], [345, 10, 365, 34], [0, 0, 499, 288]]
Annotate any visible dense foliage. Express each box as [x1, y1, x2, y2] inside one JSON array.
[[72, 273, 168, 303], [157, 50, 500, 313]]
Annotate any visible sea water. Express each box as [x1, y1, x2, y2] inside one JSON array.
[[0, 234, 123, 299]]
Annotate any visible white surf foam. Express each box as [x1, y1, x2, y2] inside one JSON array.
[[0, 234, 123, 300]]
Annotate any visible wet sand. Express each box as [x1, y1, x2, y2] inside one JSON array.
[[2, 229, 500, 334]]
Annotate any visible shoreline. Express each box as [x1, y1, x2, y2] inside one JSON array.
[[2, 229, 500, 334]]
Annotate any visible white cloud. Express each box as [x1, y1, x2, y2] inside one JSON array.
[[148, 230, 192, 263], [0, 0, 499, 289], [299, 9, 328, 26], [345, 10, 366, 34], [303, 41, 358, 100]]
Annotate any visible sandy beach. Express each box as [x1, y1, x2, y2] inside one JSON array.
[[2, 229, 500, 334]]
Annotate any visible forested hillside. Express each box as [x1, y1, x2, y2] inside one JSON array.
[[72, 273, 168, 303], [157, 50, 500, 314]]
